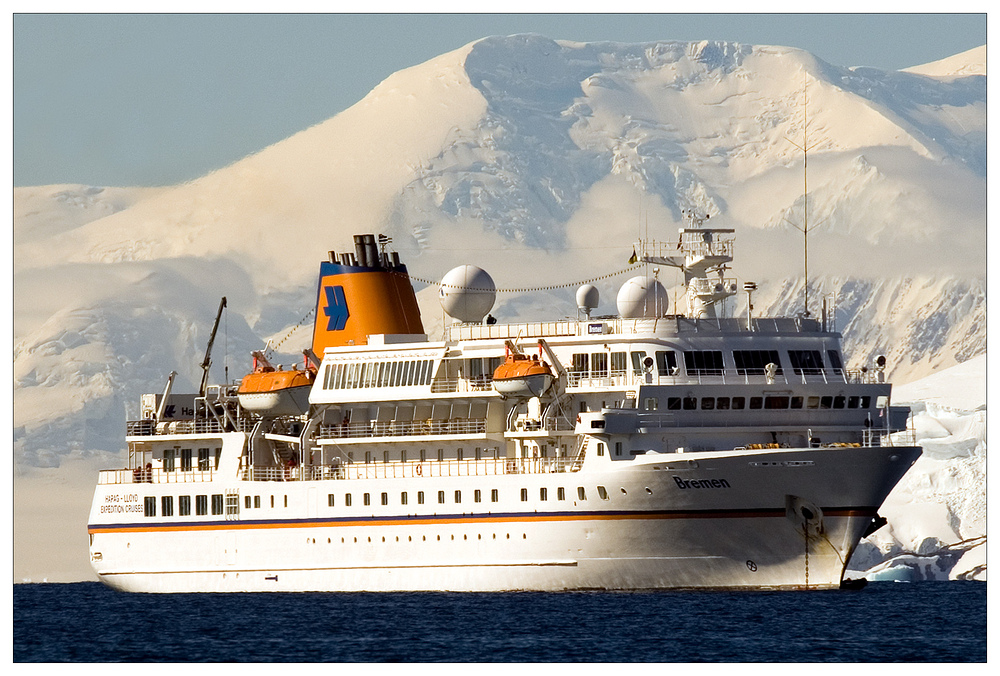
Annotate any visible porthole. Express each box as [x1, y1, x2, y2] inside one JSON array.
[[645, 487, 653, 495], [621, 487, 628, 495]]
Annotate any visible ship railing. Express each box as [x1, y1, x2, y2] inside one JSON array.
[[430, 376, 494, 393], [126, 417, 255, 436], [242, 455, 581, 482], [864, 428, 918, 447], [98, 467, 217, 485], [317, 418, 488, 440]]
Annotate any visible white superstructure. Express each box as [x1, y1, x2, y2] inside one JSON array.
[[88, 225, 920, 592]]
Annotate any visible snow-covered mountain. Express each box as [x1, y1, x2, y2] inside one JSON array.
[[13, 36, 985, 582]]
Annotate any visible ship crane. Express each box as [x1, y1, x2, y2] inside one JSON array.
[[199, 297, 227, 398]]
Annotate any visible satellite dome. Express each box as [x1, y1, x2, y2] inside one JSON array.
[[616, 276, 669, 318], [439, 265, 496, 323], [576, 284, 600, 317]]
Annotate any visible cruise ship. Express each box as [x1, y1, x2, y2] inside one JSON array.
[[88, 222, 921, 592]]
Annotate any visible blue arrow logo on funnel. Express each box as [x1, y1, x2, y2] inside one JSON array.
[[324, 285, 350, 331]]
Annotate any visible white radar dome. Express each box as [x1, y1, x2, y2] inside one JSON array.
[[576, 284, 600, 317], [616, 276, 669, 319], [439, 265, 496, 323]]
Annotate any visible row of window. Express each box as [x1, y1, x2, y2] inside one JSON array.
[[145, 493, 263, 517], [642, 394, 872, 412], [323, 359, 435, 390], [326, 485, 622, 508], [571, 349, 844, 377], [161, 448, 222, 472]]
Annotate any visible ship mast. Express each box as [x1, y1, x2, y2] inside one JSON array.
[[785, 71, 819, 318]]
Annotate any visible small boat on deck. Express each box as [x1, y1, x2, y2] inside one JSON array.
[[492, 351, 554, 398], [237, 352, 315, 416]]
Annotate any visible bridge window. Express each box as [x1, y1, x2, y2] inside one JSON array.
[[572, 353, 589, 374], [655, 351, 677, 376], [630, 351, 648, 374], [685, 350, 725, 376], [198, 448, 210, 471], [180, 449, 192, 471], [788, 350, 825, 375], [611, 352, 627, 375], [827, 350, 844, 373], [163, 449, 176, 472], [734, 350, 782, 375]]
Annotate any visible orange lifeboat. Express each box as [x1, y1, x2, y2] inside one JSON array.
[[492, 353, 554, 398], [238, 355, 315, 417]]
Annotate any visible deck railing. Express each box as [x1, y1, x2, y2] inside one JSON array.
[[97, 467, 217, 485], [317, 418, 488, 440], [241, 455, 582, 482]]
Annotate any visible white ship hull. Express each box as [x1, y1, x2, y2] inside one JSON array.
[[90, 444, 919, 592]]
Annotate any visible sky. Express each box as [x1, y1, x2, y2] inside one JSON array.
[[12, 12, 987, 188]]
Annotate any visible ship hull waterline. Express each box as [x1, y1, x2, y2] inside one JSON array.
[[89, 444, 920, 593]]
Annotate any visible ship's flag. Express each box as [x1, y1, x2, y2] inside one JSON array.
[[628, 247, 638, 264]]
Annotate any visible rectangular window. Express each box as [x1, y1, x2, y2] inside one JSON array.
[[578, 487, 587, 501], [163, 448, 176, 472], [827, 350, 844, 373], [214, 448, 222, 470], [597, 442, 605, 456], [683, 396, 697, 410], [791, 396, 804, 409], [716, 396, 730, 410], [345, 493, 352, 507], [381, 492, 388, 506], [833, 396, 846, 409], [180, 448, 192, 471], [644, 397, 659, 411], [383, 450, 390, 463], [417, 491, 425, 505], [655, 350, 678, 376], [144, 496, 156, 517], [211, 494, 223, 515], [749, 396, 763, 409], [571, 353, 589, 374], [701, 397, 715, 410], [328, 493, 335, 507], [179, 495, 191, 516], [540, 487, 548, 501], [611, 351, 628, 375], [244, 495, 251, 509], [557, 487, 566, 501], [270, 495, 274, 508], [437, 490, 445, 504], [733, 350, 782, 376], [474, 489, 481, 503], [597, 486, 609, 500], [196, 495, 208, 515], [454, 490, 462, 503], [198, 448, 210, 471], [684, 350, 725, 376], [861, 396, 872, 408], [520, 488, 528, 501], [731, 396, 746, 410], [401, 492, 408, 505], [254, 495, 261, 508], [614, 442, 622, 456], [491, 489, 498, 503], [161, 495, 174, 517], [765, 396, 790, 409], [591, 352, 608, 377], [667, 397, 681, 410], [807, 396, 820, 409], [788, 350, 825, 375], [630, 351, 648, 374], [457, 448, 464, 461], [364, 493, 371, 506]]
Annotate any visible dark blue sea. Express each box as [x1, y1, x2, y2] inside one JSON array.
[[14, 581, 985, 662]]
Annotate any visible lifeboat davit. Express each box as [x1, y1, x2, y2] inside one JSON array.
[[492, 353, 554, 398], [237, 368, 315, 417]]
